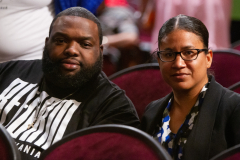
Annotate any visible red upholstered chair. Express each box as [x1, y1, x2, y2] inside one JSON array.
[[0, 124, 21, 160], [210, 144, 240, 160], [109, 63, 172, 119], [40, 124, 172, 160], [231, 40, 240, 51], [102, 55, 117, 76], [228, 81, 240, 94], [211, 49, 240, 88]]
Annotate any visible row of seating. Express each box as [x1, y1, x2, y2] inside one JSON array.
[[1, 122, 240, 160], [1, 49, 240, 160], [110, 49, 240, 119]]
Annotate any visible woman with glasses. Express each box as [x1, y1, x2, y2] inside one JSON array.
[[141, 14, 240, 160]]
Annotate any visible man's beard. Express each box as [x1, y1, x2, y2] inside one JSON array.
[[42, 45, 103, 89]]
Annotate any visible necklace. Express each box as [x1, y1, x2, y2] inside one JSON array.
[[27, 80, 79, 129]]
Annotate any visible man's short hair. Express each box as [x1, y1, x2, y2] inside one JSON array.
[[49, 7, 103, 45]]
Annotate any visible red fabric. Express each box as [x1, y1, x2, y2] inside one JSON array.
[[0, 137, 9, 160], [233, 87, 240, 94], [112, 69, 172, 119], [102, 55, 117, 76], [233, 44, 240, 51], [225, 152, 240, 160], [211, 52, 240, 88], [44, 132, 160, 160], [105, 0, 128, 7]]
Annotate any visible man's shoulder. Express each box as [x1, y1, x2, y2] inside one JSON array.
[[97, 71, 126, 93], [78, 71, 139, 128], [0, 59, 43, 84], [0, 59, 42, 70], [81, 71, 135, 112]]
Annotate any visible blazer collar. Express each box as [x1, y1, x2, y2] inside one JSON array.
[[142, 93, 173, 135], [184, 76, 224, 160]]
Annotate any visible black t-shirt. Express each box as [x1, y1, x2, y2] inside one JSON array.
[[0, 60, 139, 160]]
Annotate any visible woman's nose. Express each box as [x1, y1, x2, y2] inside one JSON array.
[[172, 54, 186, 68]]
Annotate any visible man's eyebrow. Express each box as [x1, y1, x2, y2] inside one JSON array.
[[78, 36, 94, 41], [51, 32, 94, 41], [51, 32, 69, 38]]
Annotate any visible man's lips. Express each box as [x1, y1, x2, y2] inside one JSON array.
[[60, 59, 80, 70]]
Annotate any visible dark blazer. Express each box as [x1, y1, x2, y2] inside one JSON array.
[[141, 76, 240, 160]]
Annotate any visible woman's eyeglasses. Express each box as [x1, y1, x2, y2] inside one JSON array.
[[157, 49, 209, 62]]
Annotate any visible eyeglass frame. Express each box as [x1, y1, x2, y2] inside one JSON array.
[[156, 49, 209, 62]]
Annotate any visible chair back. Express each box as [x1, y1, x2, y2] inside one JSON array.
[[109, 63, 172, 119], [0, 124, 21, 160], [231, 40, 240, 51], [211, 49, 240, 87], [210, 144, 240, 160], [228, 81, 240, 94], [40, 124, 172, 160]]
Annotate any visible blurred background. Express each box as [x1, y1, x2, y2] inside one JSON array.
[[1, 0, 240, 76]]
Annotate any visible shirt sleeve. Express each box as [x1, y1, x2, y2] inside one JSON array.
[[88, 89, 140, 128]]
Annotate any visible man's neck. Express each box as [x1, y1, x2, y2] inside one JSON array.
[[42, 78, 79, 98]]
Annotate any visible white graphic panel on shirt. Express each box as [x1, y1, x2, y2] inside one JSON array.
[[0, 78, 81, 152]]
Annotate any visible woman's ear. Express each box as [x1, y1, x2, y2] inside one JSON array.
[[206, 50, 213, 68]]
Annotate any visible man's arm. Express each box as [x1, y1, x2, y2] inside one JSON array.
[[88, 90, 140, 128]]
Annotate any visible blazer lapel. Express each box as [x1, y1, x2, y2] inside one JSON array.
[[184, 76, 223, 160], [141, 93, 173, 135]]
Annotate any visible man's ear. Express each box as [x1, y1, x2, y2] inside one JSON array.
[[100, 45, 103, 56], [45, 37, 49, 45]]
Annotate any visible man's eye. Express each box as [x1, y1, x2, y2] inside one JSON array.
[[82, 43, 92, 48], [55, 39, 65, 44]]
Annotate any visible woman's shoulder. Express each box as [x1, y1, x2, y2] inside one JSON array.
[[144, 93, 172, 114], [141, 94, 172, 134], [209, 78, 240, 112], [211, 78, 240, 101], [220, 86, 240, 105]]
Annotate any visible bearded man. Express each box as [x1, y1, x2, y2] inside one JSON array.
[[0, 7, 139, 160]]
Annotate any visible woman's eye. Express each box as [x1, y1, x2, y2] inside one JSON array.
[[164, 52, 174, 57], [185, 51, 194, 55]]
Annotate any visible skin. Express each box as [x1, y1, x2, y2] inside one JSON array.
[[157, 29, 213, 133], [45, 16, 103, 77]]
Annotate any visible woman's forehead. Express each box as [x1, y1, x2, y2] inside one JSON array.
[[159, 29, 204, 50]]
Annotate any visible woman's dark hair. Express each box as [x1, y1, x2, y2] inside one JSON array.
[[158, 14, 209, 50], [157, 14, 213, 76]]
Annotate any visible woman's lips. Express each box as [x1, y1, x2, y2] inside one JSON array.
[[171, 73, 189, 79]]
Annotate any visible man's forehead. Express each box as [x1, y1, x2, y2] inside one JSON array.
[[51, 16, 98, 34], [50, 16, 99, 40]]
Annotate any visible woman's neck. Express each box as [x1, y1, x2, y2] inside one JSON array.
[[171, 75, 209, 112], [172, 91, 199, 115], [169, 88, 203, 134]]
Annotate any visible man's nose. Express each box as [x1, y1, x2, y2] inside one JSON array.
[[64, 41, 80, 57]]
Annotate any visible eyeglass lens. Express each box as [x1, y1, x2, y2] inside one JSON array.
[[160, 50, 198, 61]]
